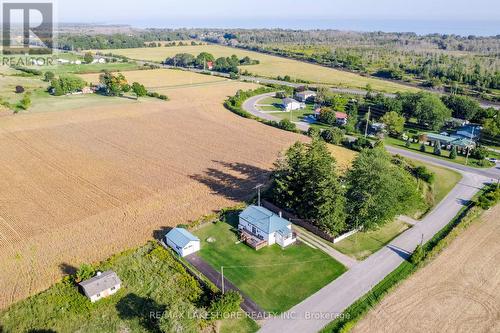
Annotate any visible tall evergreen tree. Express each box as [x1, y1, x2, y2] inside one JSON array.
[[346, 146, 422, 230], [271, 138, 346, 234]]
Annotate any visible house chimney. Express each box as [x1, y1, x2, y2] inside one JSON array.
[[279, 212, 282, 218]]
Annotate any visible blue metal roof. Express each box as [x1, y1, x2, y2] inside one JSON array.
[[165, 228, 199, 248], [240, 205, 292, 235]]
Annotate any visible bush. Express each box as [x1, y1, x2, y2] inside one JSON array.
[[207, 291, 242, 321], [471, 147, 488, 160], [15, 85, 25, 94], [405, 139, 411, 148], [350, 137, 372, 151], [450, 146, 457, 159], [413, 166, 435, 184], [433, 142, 441, 156], [158, 94, 169, 100], [475, 184, 500, 209], [74, 264, 95, 283], [13, 66, 42, 76], [321, 128, 345, 145], [410, 244, 426, 264], [17, 93, 32, 110], [278, 119, 297, 132], [420, 143, 426, 152]]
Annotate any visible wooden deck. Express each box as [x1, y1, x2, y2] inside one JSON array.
[[240, 230, 268, 250]]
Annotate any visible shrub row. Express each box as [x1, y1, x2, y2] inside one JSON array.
[[224, 86, 300, 133]]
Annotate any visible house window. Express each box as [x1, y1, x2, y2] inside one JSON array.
[[252, 226, 256, 234], [96, 293, 101, 297]]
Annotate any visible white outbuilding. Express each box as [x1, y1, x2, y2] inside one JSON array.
[[79, 271, 121, 302], [165, 228, 201, 257]]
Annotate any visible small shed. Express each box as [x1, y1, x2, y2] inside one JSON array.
[[165, 228, 200, 257], [79, 271, 121, 302]]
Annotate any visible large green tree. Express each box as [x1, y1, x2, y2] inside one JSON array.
[[414, 93, 451, 130], [50, 75, 87, 96], [441, 94, 480, 121], [346, 146, 422, 230], [99, 72, 128, 96], [272, 138, 346, 234], [380, 111, 405, 136], [131, 82, 147, 99]]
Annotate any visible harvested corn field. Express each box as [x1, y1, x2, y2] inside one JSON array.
[[0, 76, 304, 309], [353, 205, 500, 333]]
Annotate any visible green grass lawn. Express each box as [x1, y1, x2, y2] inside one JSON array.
[[385, 136, 494, 168], [333, 220, 411, 260], [258, 96, 283, 105], [258, 104, 283, 111], [412, 160, 463, 206], [0, 242, 256, 332], [194, 213, 346, 313]]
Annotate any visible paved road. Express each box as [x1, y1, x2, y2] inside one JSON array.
[[259, 171, 489, 333], [185, 254, 266, 319]]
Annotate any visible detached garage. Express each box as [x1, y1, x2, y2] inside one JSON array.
[[165, 228, 201, 257]]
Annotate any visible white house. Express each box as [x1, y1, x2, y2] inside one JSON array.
[[165, 228, 200, 257], [295, 90, 316, 102], [282, 98, 305, 112], [79, 271, 121, 303], [239, 205, 296, 249]]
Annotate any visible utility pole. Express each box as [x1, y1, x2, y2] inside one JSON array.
[[221, 266, 225, 294], [364, 106, 371, 138], [465, 126, 475, 166]]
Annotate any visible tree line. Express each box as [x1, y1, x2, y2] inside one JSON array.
[[270, 137, 429, 235], [164, 52, 259, 74]]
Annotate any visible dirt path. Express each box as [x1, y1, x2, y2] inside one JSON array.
[[353, 205, 500, 333]]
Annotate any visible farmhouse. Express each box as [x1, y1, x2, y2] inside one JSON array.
[[335, 112, 348, 125], [79, 271, 121, 302], [165, 228, 201, 257], [206, 61, 214, 70], [282, 98, 305, 111], [295, 90, 316, 102], [239, 205, 297, 250]]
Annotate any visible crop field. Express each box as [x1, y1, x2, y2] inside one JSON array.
[[0, 70, 305, 310], [353, 205, 500, 333], [79, 68, 230, 96], [103, 45, 418, 93]]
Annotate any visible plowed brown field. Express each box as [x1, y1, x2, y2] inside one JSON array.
[[0, 77, 305, 309], [353, 205, 500, 333]]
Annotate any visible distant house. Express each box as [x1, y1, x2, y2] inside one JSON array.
[[282, 98, 305, 112], [371, 122, 386, 133], [79, 271, 121, 302], [165, 228, 200, 257], [239, 205, 296, 250], [206, 61, 214, 70], [295, 90, 316, 102], [455, 124, 481, 141], [335, 112, 348, 125], [424, 132, 476, 151], [313, 109, 348, 125], [81, 87, 93, 94]]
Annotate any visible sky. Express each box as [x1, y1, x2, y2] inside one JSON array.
[[25, 0, 500, 35]]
